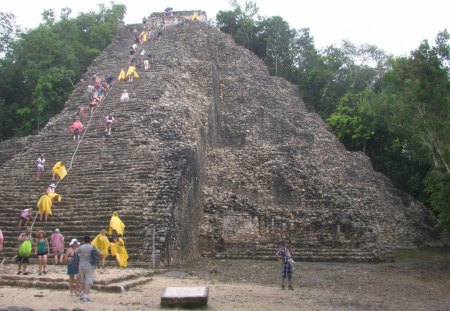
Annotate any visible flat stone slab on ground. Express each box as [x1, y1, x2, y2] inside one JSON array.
[[161, 286, 208, 308]]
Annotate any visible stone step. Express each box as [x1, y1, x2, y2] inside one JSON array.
[[0, 266, 156, 292]]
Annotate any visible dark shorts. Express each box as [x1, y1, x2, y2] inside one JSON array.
[[16, 255, 29, 264], [37, 251, 47, 257], [19, 216, 30, 221], [280, 262, 292, 279]]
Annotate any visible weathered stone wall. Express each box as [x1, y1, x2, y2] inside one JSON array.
[[169, 22, 448, 260], [0, 136, 33, 167], [146, 11, 207, 30], [0, 20, 447, 265]]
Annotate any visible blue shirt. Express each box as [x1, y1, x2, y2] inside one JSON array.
[[277, 246, 292, 263]]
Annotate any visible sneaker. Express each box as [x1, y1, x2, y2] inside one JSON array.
[[80, 293, 85, 301], [288, 285, 294, 290], [23, 272, 31, 275], [281, 285, 285, 290], [17, 271, 22, 275], [43, 271, 47, 274]]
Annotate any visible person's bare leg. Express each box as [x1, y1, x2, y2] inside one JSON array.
[[42, 254, 47, 272], [38, 256, 42, 274], [69, 275, 74, 294]]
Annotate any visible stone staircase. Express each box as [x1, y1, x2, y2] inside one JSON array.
[[0, 19, 446, 266], [0, 22, 204, 266], [214, 244, 393, 263], [0, 266, 156, 292]]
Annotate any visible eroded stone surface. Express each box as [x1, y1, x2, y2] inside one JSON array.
[[0, 20, 447, 267]]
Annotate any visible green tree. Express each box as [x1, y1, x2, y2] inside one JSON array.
[[326, 91, 374, 152], [258, 16, 294, 77], [0, 12, 21, 55], [0, 3, 126, 140], [380, 30, 450, 227], [216, 1, 259, 51]]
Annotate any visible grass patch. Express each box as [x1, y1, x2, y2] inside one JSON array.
[[393, 247, 450, 264]]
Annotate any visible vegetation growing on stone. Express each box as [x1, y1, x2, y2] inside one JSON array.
[[216, 1, 450, 229]]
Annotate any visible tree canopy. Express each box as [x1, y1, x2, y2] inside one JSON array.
[[0, 3, 125, 139]]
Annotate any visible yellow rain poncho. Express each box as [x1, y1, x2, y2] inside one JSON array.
[[125, 66, 139, 79], [191, 12, 199, 21], [118, 69, 126, 81], [140, 31, 148, 42], [110, 237, 128, 267], [91, 232, 110, 257], [36, 193, 61, 216], [52, 161, 67, 180], [109, 212, 125, 236], [48, 192, 62, 203]]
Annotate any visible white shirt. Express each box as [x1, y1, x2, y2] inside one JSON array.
[[120, 91, 129, 102], [37, 157, 45, 168]]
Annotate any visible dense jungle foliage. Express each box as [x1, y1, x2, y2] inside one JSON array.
[[0, 2, 448, 229], [216, 1, 449, 229], [0, 3, 126, 139]]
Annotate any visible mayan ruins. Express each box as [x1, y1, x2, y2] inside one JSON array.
[[0, 11, 448, 269]]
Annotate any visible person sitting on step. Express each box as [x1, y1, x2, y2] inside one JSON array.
[[120, 90, 129, 102], [17, 208, 33, 228]]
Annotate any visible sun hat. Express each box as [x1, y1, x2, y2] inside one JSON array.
[[55, 228, 60, 233], [50, 183, 56, 188], [69, 239, 79, 246], [36, 230, 46, 237]]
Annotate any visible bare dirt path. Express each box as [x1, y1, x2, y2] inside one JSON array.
[[0, 248, 449, 311]]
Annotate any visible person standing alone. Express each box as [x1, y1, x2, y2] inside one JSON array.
[[276, 240, 294, 290], [36, 154, 45, 179]]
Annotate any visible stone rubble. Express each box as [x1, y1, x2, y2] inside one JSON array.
[[0, 20, 447, 266]]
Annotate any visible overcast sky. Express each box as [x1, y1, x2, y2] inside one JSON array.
[[1, 0, 449, 56]]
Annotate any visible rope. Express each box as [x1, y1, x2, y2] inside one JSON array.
[[29, 77, 120, 233], [28, 25, 149, 237]]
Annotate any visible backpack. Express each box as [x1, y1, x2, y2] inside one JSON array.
[[19, 240, 32, 258], [90, 246, 100, 267]]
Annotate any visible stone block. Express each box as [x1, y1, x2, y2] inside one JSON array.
[[161, 286, 208, 308]]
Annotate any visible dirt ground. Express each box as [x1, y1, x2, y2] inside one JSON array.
[[0, 248, 449, 311]]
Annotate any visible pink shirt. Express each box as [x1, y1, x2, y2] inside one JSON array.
[[50, 233, 64, 251], [21, 209, 31, 218]]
